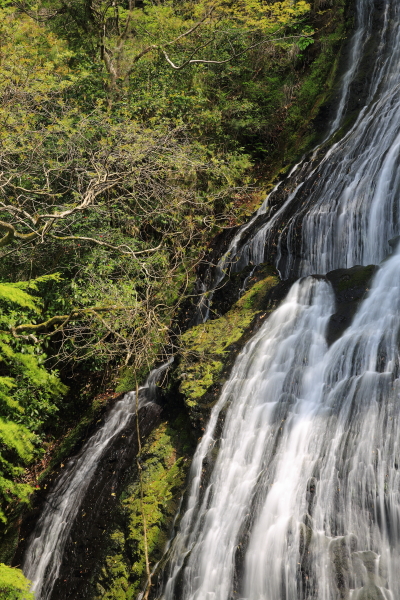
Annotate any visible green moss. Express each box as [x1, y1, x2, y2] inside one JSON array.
[[178, 268, 279, 413], [92, 415, 194, 600], [336, 265, 376, 292], [278, 1, 347, 169]]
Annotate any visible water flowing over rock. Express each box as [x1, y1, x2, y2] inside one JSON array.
[[22, 363, 171, 600], [201, 0, 400, 284], [159, 252, 400, 600], [160, 277, 335, 600], [21, 0, 400, 597], [154, 0, 400, 599]]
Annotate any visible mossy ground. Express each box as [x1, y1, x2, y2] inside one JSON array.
[[270, 0, 348, 176]]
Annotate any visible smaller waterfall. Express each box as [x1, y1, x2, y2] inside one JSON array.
[[195, 191, 274, 324], [22, 362, 171, 600]]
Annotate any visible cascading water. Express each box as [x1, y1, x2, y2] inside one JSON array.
[[160, 252, 400, 600], [22, 362, 170, 600], [324, 0, 374, 138], [194, 0, 385, 319], [157, 0, 400, 599], [244, 248, 400, 600], [212, 0, 400, 282], [161, 277, 335, 600], [194, 191, 275, 323]]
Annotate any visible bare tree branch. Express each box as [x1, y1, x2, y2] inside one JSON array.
[[10, 305, 138, 336], [162, 33, 311, 70], [0, 221, 42, 247], [50, 234, 162, 256]]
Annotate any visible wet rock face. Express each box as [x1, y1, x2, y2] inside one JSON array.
[[48, 400, 162, 600], [325, 264, 377, 346]]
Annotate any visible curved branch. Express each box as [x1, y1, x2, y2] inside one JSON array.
[[162, 32, 312, 70], [0, 221, 40, 247], [123, 7, 215, 80], [50, 235, 162, 256], [0, 202, 38, 225], [10, 306, 138, 337], [0, 222, 15, 248]]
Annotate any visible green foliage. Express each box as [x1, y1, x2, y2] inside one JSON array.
[[0, 0, 346, 581], [0, 285, 39, 313], [0, 563, 33, 600], [0, 277, 67, 521], [0, 0, 346, 385]]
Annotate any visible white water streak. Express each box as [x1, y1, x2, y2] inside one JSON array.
[[245, 247, 400, 600], [282, 1, 400, 277], [22, 363, 169, 600], [221, 0, 400, 280]]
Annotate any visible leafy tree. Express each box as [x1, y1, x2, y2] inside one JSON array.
[[0, 4, 254, 378], [0, 0, 342, 379], [0, 0, 343, 379], [17, 0, 312, 87], [0, 0, 345, 591]]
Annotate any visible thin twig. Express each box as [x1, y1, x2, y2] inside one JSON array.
[[135, 379, 152, 600]]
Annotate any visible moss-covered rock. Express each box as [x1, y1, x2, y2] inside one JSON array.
[[177, 265, 280, 426]]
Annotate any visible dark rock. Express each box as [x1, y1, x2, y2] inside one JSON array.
[[325, 264, 378, 345]]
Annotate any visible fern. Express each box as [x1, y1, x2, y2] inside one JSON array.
[[0, 273, 63, 312], [0, 284, 39, 312], [0, 420, 35, 462], [0, 274, 67, 520], [0, 563, 33, 600]]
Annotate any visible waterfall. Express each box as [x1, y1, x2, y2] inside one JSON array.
[[324, 0, 374, 137], [161, 277, 335, 600], [193, 0, 394, 317], [215, 0, 400, 281], [275, 0, 400, 278], [22, 362, 170, 600], [161, 249, 400, 600], [157, 1, 400, 599], [20, 0, 400, 597], [245, 247, 400, 600]]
